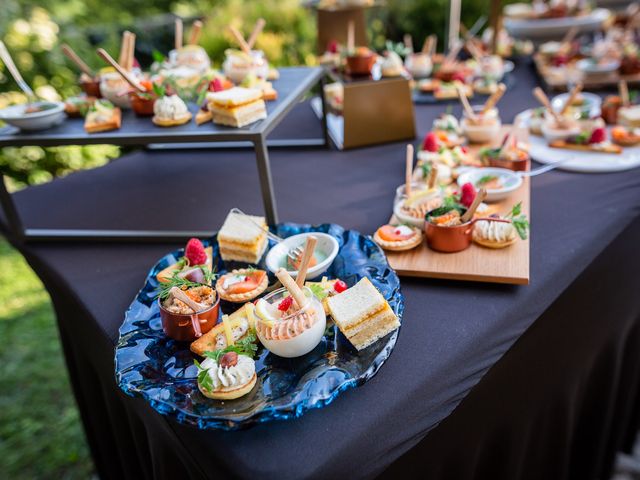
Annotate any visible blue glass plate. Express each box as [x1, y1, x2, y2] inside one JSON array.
[[115, 223, 404, 430]]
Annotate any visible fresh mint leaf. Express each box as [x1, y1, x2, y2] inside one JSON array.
[[308, 283, 329, 301]]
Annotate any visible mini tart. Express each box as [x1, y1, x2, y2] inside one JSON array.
[[216, 268, 268, 303], [373, 225, 423, 251], [198, 372, 257, 400], [152, 112, 193, 127]]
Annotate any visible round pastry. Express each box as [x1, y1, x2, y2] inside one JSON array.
[[216, 268, 268, 303], [152, 94, 192, 127], [472, 218, 518, 249], [197, 352, 257, 400], [373, 224, 423, 251]]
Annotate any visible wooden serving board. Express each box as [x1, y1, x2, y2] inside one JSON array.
[[534, 53, 640, 91], [386, 126, 530, 285]]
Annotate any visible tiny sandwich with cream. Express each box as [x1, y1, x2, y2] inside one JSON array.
[[207, 87, 267, 128], [217, 210, 268, 263]]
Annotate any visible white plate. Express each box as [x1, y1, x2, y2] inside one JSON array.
[[0, 101, 66, 131], [264, 232, 339, 280], [504, 9, 611, 41], [457, 167, 523, 202], [528, 132, 640, 172]]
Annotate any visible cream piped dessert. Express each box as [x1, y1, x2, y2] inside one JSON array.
[[198, 352, 256, 400], [473, 202, 529, 249], [255, 269, 326, 358], [152, 94, 192, 127], [381, 51, 404, 77]]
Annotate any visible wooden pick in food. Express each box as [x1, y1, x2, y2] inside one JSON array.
[[61, 44, 94, 77], [118, 31, 129, 67], [247, 18, 266, 50], [405, 144, 414, 196], [444, 40, 463, 67], [619, 80, 630, 107], [229, 26, 251, 54], [275, 268, 308, 311], [295, 236, 318, 288], [429, 35, 438, 57], [421, 34, 434, 54], [347, 20, 355, 52], [465, 40, 484, 63], [189, 20, 203, 46], [457, 84, 477, 123], [127, 32, 136, 71], [427, 163, 439, 189], [482, 82, 506, 114], [175, 18, 183, 50], [532, 87, 561, 123], [460, 188, 487, 223], [404, 33, 414, 53], [96, 48, 145, 92], [560, 26, 578, 53], [169, 286, 206, 312], [560, 83, 583, 116]]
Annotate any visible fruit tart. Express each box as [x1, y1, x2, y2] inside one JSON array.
[[473, 202, 529, 249], [373, 224, 423, 251], [549, 126, 622, 154], [611, 126, 640, 147], [215, 268, 268, 303]]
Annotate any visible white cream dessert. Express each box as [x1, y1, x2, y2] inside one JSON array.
[[200, 354, 255, 390], [255, 287, 327, 358], [473, 218, 518, 248], [461, 107, 502, 144], [405, 52, 432, 78], [154, 95, 188, 119], [223, 49, 269, 84], [381, 51, 404, 77], [618, 105, 640, 128]]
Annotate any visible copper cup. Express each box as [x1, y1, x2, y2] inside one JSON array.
[[346, 54, 376, 76], [80, 79, 102, 98], [425, 215, 511, 253], [487, 154, 530, 172], [129, 92, 156, 116], [158, 296, 220, 342]]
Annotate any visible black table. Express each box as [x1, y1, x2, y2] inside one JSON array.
[[0, 66, 327, 241], [2, 61, 640, 479]]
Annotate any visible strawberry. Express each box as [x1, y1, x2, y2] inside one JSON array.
[[422, 132, 439, 152], [588, 127, 606, 144], [452, 71, 466, 83], [460, 182, 477, 208], [278, 296, 293, 311], [209, 78, 224, 92], [327, 40, 339, 54], [185, 238, 207, 266], [334, 280, 348, 293]]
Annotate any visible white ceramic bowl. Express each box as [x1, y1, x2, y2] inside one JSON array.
[[265, 232, 339, 280], [0, 101, 66, 131], [457, 167, 523, 203]]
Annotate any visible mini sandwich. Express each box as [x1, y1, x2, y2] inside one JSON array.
[[84, 100, 121, 133], [217, 210, 268, 263], [327, 277, 400, 351], [190, 303, 257, 356], [208, 87, 267, 128]]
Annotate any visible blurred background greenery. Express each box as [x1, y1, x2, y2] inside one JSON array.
[[0, 1, 495, 477]]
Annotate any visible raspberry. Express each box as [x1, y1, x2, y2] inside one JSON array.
[[460, 182, 477, 208], [334, 280, 348, 293], [422, 132, 439, 152], [452, 71, 466, 83], [209, 78, 224, 92], [589, 127, 606, 144], [327, 40, 339, 54], [185, 238, 207, 266], [278, 296, 293, 311]]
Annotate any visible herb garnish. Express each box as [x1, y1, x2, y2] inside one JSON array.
[[308, 283, 329, 301], [156, 266, 216, 300], [477, 175, 498, 185], [152, 82, 166, 98], [420, 161, 432, 179], [506, 201, 529, 240], [196, 333, 258, 392]]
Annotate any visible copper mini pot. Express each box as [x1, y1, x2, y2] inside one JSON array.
[[80, 79, 102, 98], [129, 92, 156, 116], [346, 53, 376, 76], [487, 154, 530, 172], [158, 296, 220, 342], [425, 216, 511, 253]]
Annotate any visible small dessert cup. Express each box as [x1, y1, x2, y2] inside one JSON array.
[[461, 106, 502, 144], [158, 294, 220, 342]]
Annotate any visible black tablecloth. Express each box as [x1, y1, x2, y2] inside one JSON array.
[[2, 61, 640, 479]]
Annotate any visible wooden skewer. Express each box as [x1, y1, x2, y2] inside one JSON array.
[[405, 144, 414, 197], [421, 35, 434, 54], [276, 268, 309, 311], [295, 236, 318, 288], [560, 83, 582, 116], [169, 286, 206, 312], [457, 84, 477, 123], [189, 20, 203, 46], [532, 87, 561, 123], [619, 80, 630, 107], [96, 48, 145, 92], [347, 20, 355, 52], [427, 164, 439, 189], [175, 18, 183, 51], [247, 18, 266, 50], [229, 26, 251, 54], [444, 39, 463, 67], [460, 188, 487, 223], [465, 40, 484, 63], [429, 35, 438, 57], [61, 44, 94, 77], [481, 83, 506, 114], [560, 26, 578, 51], [118, 31, 130, 67], [404, 34, 414, 53], [127, 32, 136, 71]]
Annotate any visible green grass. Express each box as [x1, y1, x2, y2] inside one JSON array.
[[0, 238, 94, 479]]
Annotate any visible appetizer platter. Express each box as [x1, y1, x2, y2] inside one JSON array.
[[516, 83, 640, 172], [115, 211, 403, 429]]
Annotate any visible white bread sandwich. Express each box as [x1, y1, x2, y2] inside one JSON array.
[[208, 87, 267, 128], [327, 277, 400, 351], [217, 210, 268, 263]]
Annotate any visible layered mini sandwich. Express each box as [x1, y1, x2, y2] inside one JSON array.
[[217, 210, 268, 263], [208, 87, 267, 128], [327, 277, 400, 351]]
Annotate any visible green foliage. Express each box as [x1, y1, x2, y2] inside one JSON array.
[[0, 239, 94, 478]]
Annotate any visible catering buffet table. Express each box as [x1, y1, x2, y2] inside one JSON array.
[[2, 63, 640, 479]]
